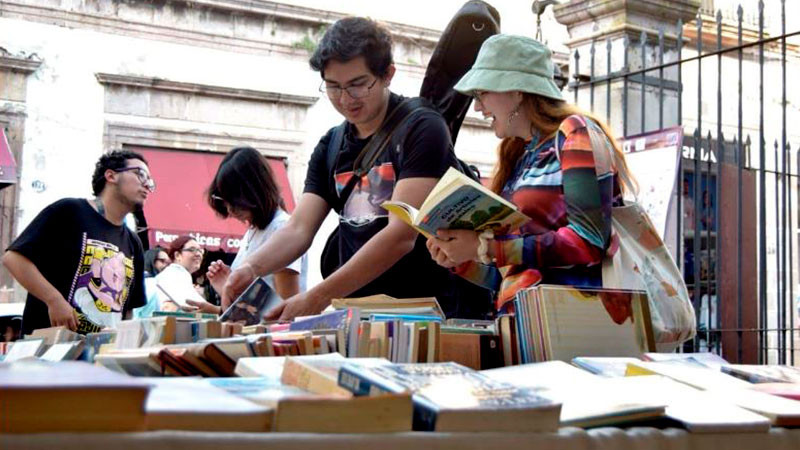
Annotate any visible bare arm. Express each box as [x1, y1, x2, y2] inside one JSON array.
[[273, 268, 300, 299], [266, 177, 439, 320], [2, 250, 78, 330], [222, 193, 330, 307]]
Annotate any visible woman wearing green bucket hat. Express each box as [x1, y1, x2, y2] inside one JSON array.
[[426, 34, 637, 312]]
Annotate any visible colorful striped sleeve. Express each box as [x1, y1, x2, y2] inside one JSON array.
[[493, 115, 613, 269]]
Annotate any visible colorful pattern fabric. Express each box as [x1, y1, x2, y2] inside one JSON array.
[[454, 114, 622, 311]]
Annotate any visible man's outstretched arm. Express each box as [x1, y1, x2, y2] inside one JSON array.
[[264, 176, 438, 320]]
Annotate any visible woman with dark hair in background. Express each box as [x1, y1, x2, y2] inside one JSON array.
[[143, 246, 170, 278], [206, 147, 307, 311]]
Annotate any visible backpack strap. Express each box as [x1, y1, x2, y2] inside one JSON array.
[[324, 123, 346, 211], [335, 97, 431, 209]]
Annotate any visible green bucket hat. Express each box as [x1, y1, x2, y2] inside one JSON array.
[[454, 34, 564, 101]]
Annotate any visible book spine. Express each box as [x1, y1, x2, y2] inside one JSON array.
[[337, 365, 399, 396]]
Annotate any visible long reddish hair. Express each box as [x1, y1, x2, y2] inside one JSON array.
[[490, 94, 637, 196]]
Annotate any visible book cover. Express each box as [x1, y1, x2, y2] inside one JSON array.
[[517, 285, 655, 363], [338, 360, 559, 432], [721, 364, 800, 384], [642, 351, 730, 370], [750, 383, 800, 401], [280, 353, 353, 397], [40, 341, 85, 362], [143, 377, 273, 432], [382, 167, 529, 238], [330, 294, 445, 320], [4, 338, 46, 362], [219, 278, 276, 326], [483, 361, 666, 429], [412, 373, 561, 432], [571, 357, 644, 378]]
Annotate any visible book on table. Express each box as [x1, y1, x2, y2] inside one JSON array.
[[514, 285, 656, 363], [720, 364, 800, 384], [382, 167, 530, 238], [627, 360, 800, 426], [482, 361, 668, 429], [0, 359, 150, 433], [338, 361, 561, 432], [281, 354, 394, 397], [330, 294, 445, 320], [143, 377, 273, 432], [208, 376, 413, 433]]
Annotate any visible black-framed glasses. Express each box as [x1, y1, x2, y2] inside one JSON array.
[[115, 167, 156, 192], [154, 257, 170, 264], [319, 78, 379, 99], [181, 247, 204, 256]]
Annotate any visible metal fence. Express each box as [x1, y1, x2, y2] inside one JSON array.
[[568, 0, 800, 363]]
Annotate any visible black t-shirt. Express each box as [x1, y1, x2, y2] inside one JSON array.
[[8, 198, 146, 335], [304, 93, 473, 316]]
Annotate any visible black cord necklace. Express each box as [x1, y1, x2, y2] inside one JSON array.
[[94, 197, 105, 219]]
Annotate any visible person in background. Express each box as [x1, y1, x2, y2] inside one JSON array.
[[2, 150, 151, 334], [205, 146, 307, 313], [426, 35, 636, 313], [2, 317, 22, 342], [143, 246, 170, 278], [155, 236, 218, 313], [134, 246, 171, 319]]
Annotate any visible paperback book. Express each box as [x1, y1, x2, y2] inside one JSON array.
[[382, 167, 530, 238]]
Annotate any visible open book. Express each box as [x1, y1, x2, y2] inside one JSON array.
[[219, 278, 278, 326], [382, 167, 530, 238]]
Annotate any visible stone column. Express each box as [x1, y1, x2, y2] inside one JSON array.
[[553, 0, 700, 137]]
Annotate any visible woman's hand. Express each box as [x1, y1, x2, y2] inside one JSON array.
[[222, 263, 257, 310], [206, 260, 231, 295], [185, 299, 222, 315], [426, 229, 481, 267]]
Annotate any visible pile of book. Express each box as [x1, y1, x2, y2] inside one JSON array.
[[5, 286, 800, 435]]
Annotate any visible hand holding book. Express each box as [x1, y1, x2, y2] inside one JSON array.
[[426, 229, 481, 267], [382, 167, 530, 239]]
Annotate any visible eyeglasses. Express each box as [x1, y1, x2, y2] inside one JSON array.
[[154, 257, 170, 264], [319, 78, 379, 99], [471, 90, 487, 105], [181, 247, 204, 256], [115, 167, 156, 192]]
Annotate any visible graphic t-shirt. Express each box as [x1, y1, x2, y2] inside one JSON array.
[[304, 93, 472, 316], [9, 198, 146, 335]]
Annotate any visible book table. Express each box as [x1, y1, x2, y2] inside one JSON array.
[[4, 427, 800, 450]]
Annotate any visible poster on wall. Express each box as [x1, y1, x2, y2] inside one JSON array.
[[620, 127, 683, 259]]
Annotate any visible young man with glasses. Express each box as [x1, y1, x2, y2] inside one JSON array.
[[223, 17, 479, 320], [3, 150, 153, 334]]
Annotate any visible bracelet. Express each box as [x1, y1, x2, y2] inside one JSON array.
[[477, 229, 495, 265]]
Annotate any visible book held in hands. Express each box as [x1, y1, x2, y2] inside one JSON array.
[[382, 167, 530, 238]]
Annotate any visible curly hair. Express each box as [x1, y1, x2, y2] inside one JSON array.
[[309, 17, 393, 78], [91, 150, 148, 196]]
